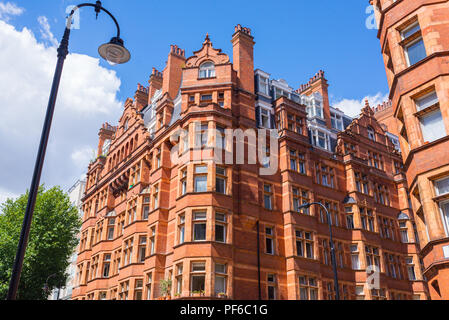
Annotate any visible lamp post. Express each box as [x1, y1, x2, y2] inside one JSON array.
[[43, 273, 61, 300], [297, 202, 340, 300], [6, 1, 130, 300]]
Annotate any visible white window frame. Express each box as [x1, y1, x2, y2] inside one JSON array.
[[199, 61, 216, 79], [439, 200, 449, 237], [401, 21, 426, 67]]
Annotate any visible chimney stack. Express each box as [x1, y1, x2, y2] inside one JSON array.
[[162, 45, 186, 100], [134, 83, 149, 111], [298, 70, 332, 129], [232, 24, 255, 93], [148, 67, 163, 103]]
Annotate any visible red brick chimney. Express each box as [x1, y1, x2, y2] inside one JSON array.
[[148, 68, 163, 102], [297, 70, 332, 129], [162, 45, 186, 100], [97, 122, 116, 157], [134, 83, 149, 111], [231, 24, 255, 93]]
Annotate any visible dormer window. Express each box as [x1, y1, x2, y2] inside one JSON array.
[[259, 107, 271, 129], [311, 129, 330, 151], [331, 112, 344, 131], [368, 127, 376, 141], [259, 76, 269, 95], [199, 61, 215, 79]]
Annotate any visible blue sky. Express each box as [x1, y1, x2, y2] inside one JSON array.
[[0, 0, 388, 204], [12, 0, 387, 103]]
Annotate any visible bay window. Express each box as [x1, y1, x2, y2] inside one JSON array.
[[193, 212, 207, 241], [419, 109, 446, 143], [216, 166, 227, 194], [299, 276, 318, 300], [214, 263, 227, 296], [180, 168, 187, 196], [138, 236, 147, 263], [351, 244, 360, 270], [190, 262, 206, 292], [178, 214, 185, 244], [401, 21, 426, 66], [215, 213, 227, 243], [175, 264, 183, 295], [194, 165, 208, 192]]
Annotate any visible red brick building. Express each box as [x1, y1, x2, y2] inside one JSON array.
[[72, 25, 428, 300], [371, 0, 449, 300]]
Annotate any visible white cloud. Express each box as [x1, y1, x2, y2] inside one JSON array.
[[0, 188, 19, 207], [0, 19, 123, 198], [37, 16, 58, 47], [0, 2, 23, 21], [332, 92, 389, 118], [71, 147, 96, 169]]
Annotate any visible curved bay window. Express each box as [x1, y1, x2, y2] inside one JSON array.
[[199, 61, 216, 79]]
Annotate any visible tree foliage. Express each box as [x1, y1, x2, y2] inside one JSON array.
[[0, 186, 81, 300]]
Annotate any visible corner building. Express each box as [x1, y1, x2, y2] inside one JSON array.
[[371, 0, 449, 300], [72, 25, 428, 300]]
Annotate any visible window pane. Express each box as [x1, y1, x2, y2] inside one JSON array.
[[216, 177, 226, 194], [195, 165, 208, 174], [192, 262, 206, 272], [266, 238, 273, 254], [264, 195, 272, 209], [215, 276, 226, 295], [407, 39, 426, 65], [191, 275, 205, 291], [195, 176, 207, 192], [215, 224, 226, 242], [420, 109, 446, 142], [416, 92, 438, 111], [194, 212, 207, 220], [402, 23, 420, 39], [435, 177, 449, 196], [194, 223, 206, 241], [441, 202, 449, 235]]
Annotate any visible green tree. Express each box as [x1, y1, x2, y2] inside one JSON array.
[[0, 186, 81, 300]]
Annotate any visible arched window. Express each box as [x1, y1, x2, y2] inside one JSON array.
[[199, 61, 215, 79], [124, 119, 129, 131], [367, 126, 376, 141]]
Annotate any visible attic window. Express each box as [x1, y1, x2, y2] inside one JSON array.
[[199, 61, 215, 79], [368, 127, 376, 141]]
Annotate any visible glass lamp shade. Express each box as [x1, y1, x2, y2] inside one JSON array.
[[98, 37, 131, 64]]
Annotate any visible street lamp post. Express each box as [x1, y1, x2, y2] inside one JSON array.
[[6, 1, 130, 300], [297, 202, 340, 300], [43, 273, 61, 300]]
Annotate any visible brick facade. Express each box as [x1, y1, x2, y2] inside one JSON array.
[[72, 25, 427, 301], [372, 0, 449, 300]]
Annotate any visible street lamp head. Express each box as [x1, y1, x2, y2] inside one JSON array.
[[98, 37, 131, 64], [297, 203, 311, 210]]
